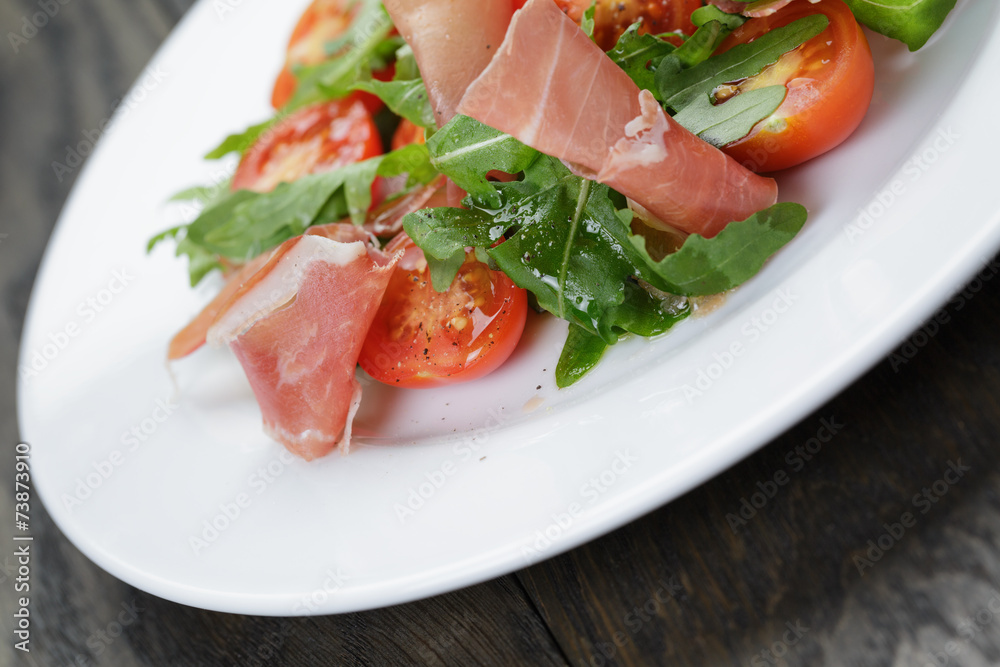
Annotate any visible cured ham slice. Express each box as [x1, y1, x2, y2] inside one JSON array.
[[207, 232, 398, 460], [381, 0, 515, 127], [168, 223, 374, 361], [456, 0, 778, 238], [169, 223, 396, 460]]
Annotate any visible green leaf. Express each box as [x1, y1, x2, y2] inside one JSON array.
[[203, 0, 399, 160], [403, 207, 505, 259], [556, 324, 608, 388], [352, 78, 436, 129], [176, 236, 224, 287], [286, 2, 397, 110], [426, 115, 539, 210], [393, 44, 420, 81], [146, 225, 185, 253], [204, 117, 277, 160], [842, 0, 956, 51], [581, 0, 597, 40], [154, 143, 435, 283], [427, 251, 466, 293], [672, 84, 786, 147], [631, 202, 807, 296], [607, 23, 677, 95], [658, 14, 828, 112], [403, 206, 504, 291], [670, 20, 727, 68], [691, 4, 747, 31], [484, 158, 682, 343]]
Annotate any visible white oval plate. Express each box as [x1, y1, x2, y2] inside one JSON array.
[[19, 0, 1000, 615]]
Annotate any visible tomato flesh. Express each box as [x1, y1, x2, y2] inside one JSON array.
[[391, 118, 426, 151], [551, 0, 701, 50], [232, 98, 382, 193], [359, 234, 528, 388], [271, 0, 390, 112], [717, 0, 874, 173]]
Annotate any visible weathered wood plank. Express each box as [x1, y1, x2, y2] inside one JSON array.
[[0, 2, 568, 665], [519, 262, 1000, 666]]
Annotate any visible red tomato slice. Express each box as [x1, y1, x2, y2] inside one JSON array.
[[271, 0, 390, 111], [716, 0, 874, 173], [390, 118, 426, 151], [552, 0, 701, 50], [358, 233, 528, 388], [232, 98, 382, 193]]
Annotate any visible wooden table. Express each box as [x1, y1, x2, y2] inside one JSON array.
[[3, 1, 999, 665]]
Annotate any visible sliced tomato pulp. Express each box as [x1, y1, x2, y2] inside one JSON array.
[[547, 0, 701, 50], [391, 118, 426, 151], [359, 234, 528, 388], [271, 0, 391, 112], [231, 98, 382, 193], [716, 0, 874, 173]]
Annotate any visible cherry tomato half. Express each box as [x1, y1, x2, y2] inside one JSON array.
[[716, 0, 875, 173], [358, 233, 528, 388], [231, 98, 382, 193], [549, 0, 701, 50], [390, 118, 426, 151], [271, 0, 391, 112]]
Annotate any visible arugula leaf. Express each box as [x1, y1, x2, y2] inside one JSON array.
[[842, 0, 956, 51], [204, 117, 278, 160], [556, 324, 608, 388], [658, 14, 828, 112], [155, 144, 434, 283], [660, 19, 728, 72], [203, 0, 399, 160], [168, 180, 233, 207], [393, 44, 420, 81], [426, 115, 539, 210], [484, 158, 683, 343], [581, 1, 597, 40], [691, 4, 747, 31], [403, 207, 504, 291], [672, 84, 786, 147], [607, 24, 677, 95], [630, 202, 807, 296], [352, 78, 436, 129], [286, 2, 398, 110]]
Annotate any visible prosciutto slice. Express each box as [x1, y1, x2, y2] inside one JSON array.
[[171, 224, 397, 460], [382, 0, 515, 127], [168, 223, 374, 361], [456, 0, 778, 238]]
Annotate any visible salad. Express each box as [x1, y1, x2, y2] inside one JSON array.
[[151, 0, 956, 460]]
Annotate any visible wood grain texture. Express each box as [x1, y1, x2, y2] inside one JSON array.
[[3, 1, 1000, 666], [519, 271, 1000, 666]]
